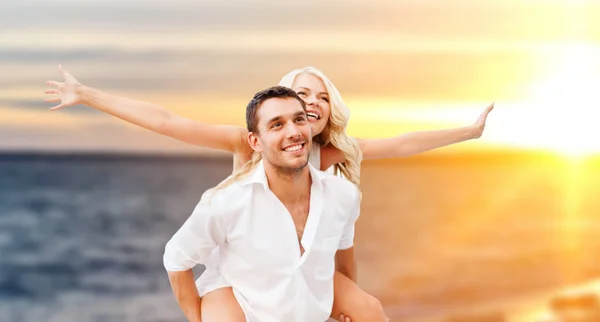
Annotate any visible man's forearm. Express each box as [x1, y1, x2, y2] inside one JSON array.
[[167, 269, 202, 322]]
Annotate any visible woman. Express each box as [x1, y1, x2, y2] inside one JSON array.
[[45, 65, 493, 321]]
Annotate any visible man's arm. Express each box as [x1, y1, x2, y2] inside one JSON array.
[[335, 247, 357, 282], [337, 185, 361, 282], [167, 269, 202, 322], [163, 194, 227, 321]]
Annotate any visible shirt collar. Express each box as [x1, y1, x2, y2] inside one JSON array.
[[241, 159, 325, 191]]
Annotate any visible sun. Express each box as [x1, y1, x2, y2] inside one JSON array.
[[476, 42, 600, 159], [526, 42, 600, 158]]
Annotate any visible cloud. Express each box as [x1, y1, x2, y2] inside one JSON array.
[[0, 100, 105, 115], [0, 45, 544, 102], [0, 122, 226, 155], [2, 0, 597, 40], [1, 0, 596, 152], [0, 49, 174, 63], [0, 1, 406, 32]]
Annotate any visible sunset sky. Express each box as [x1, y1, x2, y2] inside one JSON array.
[[1, 0, 599, 155]]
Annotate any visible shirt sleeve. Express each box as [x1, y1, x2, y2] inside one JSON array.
[[338, 185, 361, 250], [163, 194, 227, 271]]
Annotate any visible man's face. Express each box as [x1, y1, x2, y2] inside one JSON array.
[[248, 97, 312, 175]]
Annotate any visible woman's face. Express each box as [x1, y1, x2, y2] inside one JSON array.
[[291, 73, 331, 137]]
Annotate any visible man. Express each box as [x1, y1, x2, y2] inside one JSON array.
[[162, 86, 361, 321]]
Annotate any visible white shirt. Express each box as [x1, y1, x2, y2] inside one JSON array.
[[310, 142, 346, 179], [163, 160, 361, 322]]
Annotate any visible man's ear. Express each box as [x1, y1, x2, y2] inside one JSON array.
[[247, 132, 263, 152]]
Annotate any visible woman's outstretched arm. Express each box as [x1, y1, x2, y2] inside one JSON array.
[[44, 65, 247, 153], [356, 103, 494, 160]]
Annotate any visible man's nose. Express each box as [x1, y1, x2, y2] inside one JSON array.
[[285, 123, 302, 139]]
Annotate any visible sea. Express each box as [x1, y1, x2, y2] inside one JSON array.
[[2, 152, 600, 322]]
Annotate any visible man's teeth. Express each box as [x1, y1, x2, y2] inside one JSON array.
[[284, 144, 303, 152]]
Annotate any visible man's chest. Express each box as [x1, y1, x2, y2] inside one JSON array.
[[282, 201, 310, 240], [226, 194, 347, 260]]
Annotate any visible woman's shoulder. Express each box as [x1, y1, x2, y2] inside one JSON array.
[[319, 143, 344, 170]]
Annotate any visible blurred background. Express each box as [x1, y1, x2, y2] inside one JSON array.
[[2, 0, 600, 321]]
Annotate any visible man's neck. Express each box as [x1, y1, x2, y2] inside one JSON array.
[[264, 164, 311, 203]]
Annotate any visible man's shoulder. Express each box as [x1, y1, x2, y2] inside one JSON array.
[[199, 179, 253, 210], [318, 169, 355, 187], [318, 171, 359, 200]]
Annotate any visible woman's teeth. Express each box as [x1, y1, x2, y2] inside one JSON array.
[[307, 112, 319, 120]]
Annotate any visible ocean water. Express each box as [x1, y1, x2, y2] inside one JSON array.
[[0, 154, 232, 322], [1, 153, 600, 321]]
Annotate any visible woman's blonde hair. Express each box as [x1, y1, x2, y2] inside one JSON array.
[[214, 151, 262, 191], [278, 66, 362, 185]]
